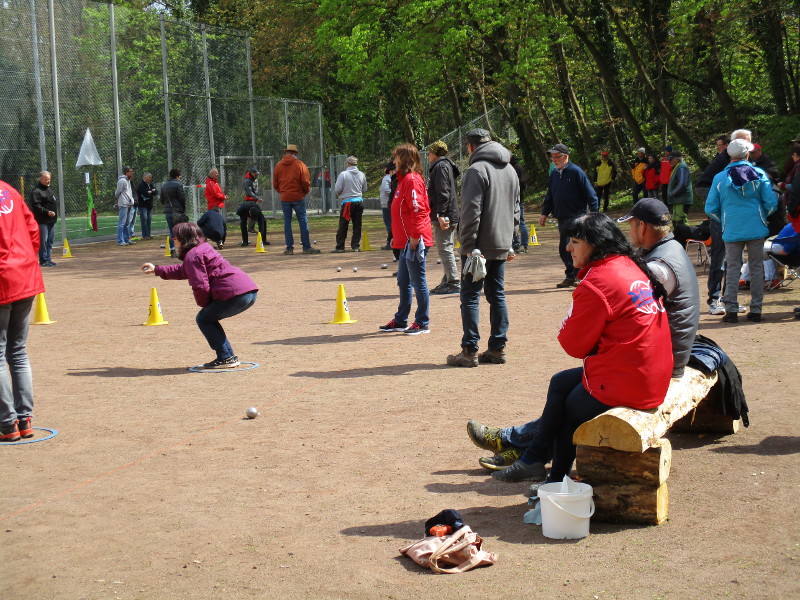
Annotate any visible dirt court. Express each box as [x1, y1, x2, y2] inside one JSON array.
[[2, 218, 799, 600]]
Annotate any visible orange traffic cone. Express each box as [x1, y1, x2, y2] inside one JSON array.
[[143, 287, 168, 326], [328, 284, 356, 324]]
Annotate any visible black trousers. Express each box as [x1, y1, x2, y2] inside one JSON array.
[[240, 211, 267, 245], [335, 201, 364, 250]]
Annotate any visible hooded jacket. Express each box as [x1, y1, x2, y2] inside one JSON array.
[[115, 174, 134, 207], [272, 155, 310, 203], [705, 161, 777, 242], [459, 141, 520, 260], [0, 181, 45, 305], [29, 181, 57, 225], [390, 171, 433, 249], [334, 166, 367, 201], [426, 156, 460, 224], [205, 176, 226, 210]]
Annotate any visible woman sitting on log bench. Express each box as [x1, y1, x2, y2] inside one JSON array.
[[469, 212, 674, 484]]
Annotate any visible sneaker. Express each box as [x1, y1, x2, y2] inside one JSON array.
[[378, 319, 406, 332], [118, 243, 128, 246], [44, 261, 57, 267], [0, 421, 20, 443], [127, 240, 136, 245], [479, 449, 521, 471], [430, 283, 449, 295], [217, 243, 224, 250], [722, 312, 738, 324], [556, 278, 576, 288], [380, 244, 392, 250], [491, 459, 547, 482], [263, 240, 271, 246], [331, 248, 345, 253], [202, 355, 240, 369], [516, 246, 528, 254], [403, 323, 430, 335], [18, 416, 33, 439], [467, 420, 505, 452], [283, 248, 294, 255], [446, 348, 478, 367], [352, 248, 361, 252], [709, 301, 726, 316], [170, 250, 178, 259], [248, 229, 257, 234], [303, 247, 321, 254], [795, 307, 800, 319], [240, 242, 251, 247], [478, 348, 506, 364], [746, 312, 762, 322]]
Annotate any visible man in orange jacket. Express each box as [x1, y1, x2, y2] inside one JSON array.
[[272, 144, 320, 255]]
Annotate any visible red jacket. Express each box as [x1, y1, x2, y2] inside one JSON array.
[[204, 177, 226, 210], [644, 166, 661, 192], [0, 181, 44, 304], [659, 158, 672, 185], [391, 171, 433, 249], [272, 154, 311, 202], [558, 255, 672, 409]]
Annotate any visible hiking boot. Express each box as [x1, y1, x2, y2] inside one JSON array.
[[722, 312, 738, 324], [447, 348, 478, 367], [556, 278, 576, 288], [303, 247, 321, 254], [746, 312, 762, 322], [403, 323, 430, 335], [283, 248, 294, 255], [202, 355, 240, 369], [479, 449, 521, 471], [0, 421, 20, 443], [478, 348, 506, 364], [378, 319, 406, 332], [17, 416, 33, 439], [467, 420, 505, 452], [491, 459, 547, 482]]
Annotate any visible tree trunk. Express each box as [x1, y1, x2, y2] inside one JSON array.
[[577, 439, 672, 486], [591, 482, 669, 524], [750, 2, 790, 114], [694, 7, 739, 128]]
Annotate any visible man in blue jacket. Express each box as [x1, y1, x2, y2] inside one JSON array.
[[538, 144, 598, 287]]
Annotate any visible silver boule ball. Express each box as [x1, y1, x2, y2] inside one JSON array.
[[381, 264, 387, 269], [245, 407, 259, 419], [436, 259, 441, 264], [313, 239, 317, 244], [336, 267, 342, 272], [392, 257, 398, 262], [352, 267, 358, 272]]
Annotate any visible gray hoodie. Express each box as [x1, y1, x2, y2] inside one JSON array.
[[335, 166, 367, 201], [458, 141, 520, 260], [115, 174, 133, 207]]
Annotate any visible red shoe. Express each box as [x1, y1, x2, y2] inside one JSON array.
[[0, 420, 20, 443], [18, 416, 34, 438]]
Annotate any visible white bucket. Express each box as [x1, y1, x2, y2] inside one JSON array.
[[537, 479, 595, 539]]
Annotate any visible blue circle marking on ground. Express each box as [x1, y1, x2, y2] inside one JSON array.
[[1, 427, 59, 446], [188, 361, 259, 373]]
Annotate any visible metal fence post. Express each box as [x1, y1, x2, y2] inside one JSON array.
[[159, 15, 172, 171], [47, 0, 65, 242], [269, 155, 276, 216], [245, 35, 256, 163], [318, 103, 325, 213], [109, 3, 122, 173], [201, 25, 216, 167], [283, 100, 289, 147], [30, 0, 47, 171]]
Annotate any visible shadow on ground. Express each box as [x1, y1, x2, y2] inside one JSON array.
[[290, 363, 451, 378], [67, 367, 190, 377]]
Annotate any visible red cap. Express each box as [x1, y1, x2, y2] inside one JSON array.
[[601, 151, 609, 157], [752, 143, 762, 150]]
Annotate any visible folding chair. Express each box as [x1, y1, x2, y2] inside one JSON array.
[[763, 238, 800, 289], [685, 238, 711, 271]]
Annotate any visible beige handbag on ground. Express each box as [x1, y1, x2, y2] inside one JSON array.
[[399, 525, 498, 573]]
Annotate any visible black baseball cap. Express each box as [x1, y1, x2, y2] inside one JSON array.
[[547, 143, 570, 155], [617, 198, 671, 226]]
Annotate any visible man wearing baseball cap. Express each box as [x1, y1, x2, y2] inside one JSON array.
[[618, 198, 699, 377], [539, 143, 598, 288]]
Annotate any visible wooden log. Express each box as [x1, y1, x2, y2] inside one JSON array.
[[671, 384, 741, 434], [573, 367, 718, 452], [576, 439, 672, 486], [591, 482, 668, 525]]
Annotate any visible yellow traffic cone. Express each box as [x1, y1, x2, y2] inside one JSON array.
[[528, 224, 541, 246], [255, 232, 267, 253], [164, 236, 171, 257], [328, 284, 357, 324], [32, 293, 56, 325], [143, 287, 168, 326], [361, 229, 372, 251], [61, 238, 75, 258], [455, 238, 461, 249]]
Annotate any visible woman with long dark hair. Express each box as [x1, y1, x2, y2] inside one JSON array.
[[378, 143, 434, 335], [142, 222, 258, 369], [469, 212, 673, 482]]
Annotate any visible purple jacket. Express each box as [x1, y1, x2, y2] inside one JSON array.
[[155, 242, 258, 307]]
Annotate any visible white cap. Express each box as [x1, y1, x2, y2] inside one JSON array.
[[727, 138, 753, 160]]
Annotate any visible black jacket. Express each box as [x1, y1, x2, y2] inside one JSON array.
[[160, 178, 185, 215], [29, 182, 57, 225], [197, 209, 226, 241], [136, 179, 158, 209], [696, 151, 730, 189], [426, 157, 460, 224]]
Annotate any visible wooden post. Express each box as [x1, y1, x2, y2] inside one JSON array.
[[591, 482, 669, 525], [576, 439, 671, 486]]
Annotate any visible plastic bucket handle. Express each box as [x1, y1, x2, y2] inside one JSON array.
[[542, 493, 595, 520]]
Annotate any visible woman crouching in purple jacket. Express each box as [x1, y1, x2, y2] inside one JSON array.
[[142, 222, 258, 369]]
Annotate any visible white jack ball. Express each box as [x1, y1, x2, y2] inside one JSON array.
[[245, 407, 259, 419]]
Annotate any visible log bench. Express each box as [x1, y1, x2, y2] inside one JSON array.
[[572, 366, 740, 525]]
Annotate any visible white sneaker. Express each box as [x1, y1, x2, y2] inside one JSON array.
[[710, 301, 747, 315]]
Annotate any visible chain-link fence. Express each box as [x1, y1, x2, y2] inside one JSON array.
[[0, 0, 323, 242]]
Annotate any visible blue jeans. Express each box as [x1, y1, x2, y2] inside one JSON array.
[[139, 206, 152, 238], [117, 206, 132, 244], [165, 213, 176, 251], [38, 222, 55, 264], [459, 258, 508, 352], [513, 204, 529, 249], [128, 206, 138, 237], [0, 296, 35, 428], [381, 207, 392, 244], [195, 291, 258, 359], [394, 244, 430, 328], [281, 199, 311, 250], [519, 367, 608, 483]]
